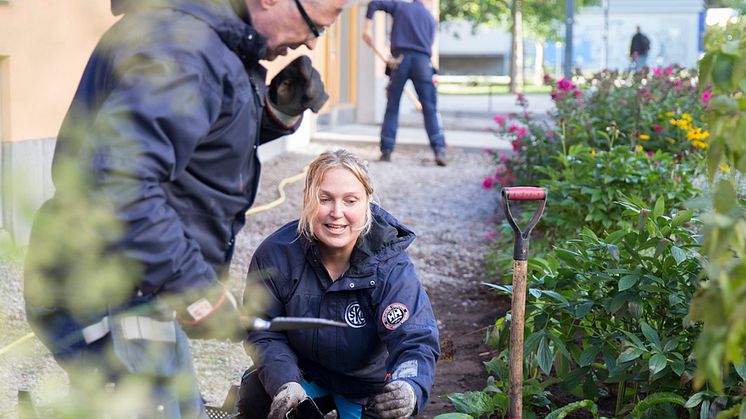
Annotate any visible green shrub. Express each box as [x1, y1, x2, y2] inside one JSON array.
[[486, 197, 744, 417]]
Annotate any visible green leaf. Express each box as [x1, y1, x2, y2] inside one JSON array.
[[575, 302, 594, 319], [653, 196, 665, 219], [670, 245, 686, 265], [631, 392, 686, 418], [713, 54, 736, 92], [672, 359, 685, 376], [701, 399, 711, 419], [734, 361, 746, 381], [618, 347, 644, 363], [434, 414, 474, 419], [649, 353, 667, 375], [685, 392, 705, 409], [710, 95, 739, 114], [641, 321, 661, 349], [545, 400, 599, 419], [619, 274, 639, 291], [714, 179, 737, 213], [537, 336, 554, 375], [579, 346, 601, 367]]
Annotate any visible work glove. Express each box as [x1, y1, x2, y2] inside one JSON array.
[[371, 380, 416, 419], [268, 55, 329, 117], [174, 282, 245, 341], [269, 382, 307, 419]]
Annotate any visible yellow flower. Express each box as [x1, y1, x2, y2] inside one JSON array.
[[665, 137, 676, 144], [639, 134, 650, 140], [692, 140, 709, 149], [665, 111, 674, 117], [590, 149, 597, 157], [720, 163, 731, 173], [635, 145, 644, 153], [681, 113, 693, 122]]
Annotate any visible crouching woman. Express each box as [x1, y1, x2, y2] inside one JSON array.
[[238, 149, 440, 419]]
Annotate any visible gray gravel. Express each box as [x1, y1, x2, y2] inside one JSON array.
[[0, 140, 498, 417]]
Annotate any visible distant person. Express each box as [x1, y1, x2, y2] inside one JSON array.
[[238, 149, 440, 418], [362, 0, 448, 166], [630, 26, 651, 71]]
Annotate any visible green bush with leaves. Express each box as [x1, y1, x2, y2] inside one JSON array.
[[536, 144, 700, 244], [486, 197, 744, 417], [689, 17, 746, 394], [486, 67, 708, 192]]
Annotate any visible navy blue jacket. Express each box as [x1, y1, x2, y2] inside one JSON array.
[[25, 0, 294, 354], [365, 0, 437, 57], [246, 205, 440, 414]]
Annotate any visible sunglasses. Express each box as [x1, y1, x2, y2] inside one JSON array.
[[293, 0, 326, 39]]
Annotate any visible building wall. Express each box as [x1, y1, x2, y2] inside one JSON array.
[[440, 0, 705, 76], [0, 1, 322, 244]]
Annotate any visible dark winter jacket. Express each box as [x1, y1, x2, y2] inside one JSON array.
[[630, 32, 651, 56], [24, 0, 294, 355], [365, 0, 437, 57], [246, 205, 440, 415]]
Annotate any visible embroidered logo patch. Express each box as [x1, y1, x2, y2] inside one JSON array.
[[345, 302, 367, 328], [382, 302, 410, 330]]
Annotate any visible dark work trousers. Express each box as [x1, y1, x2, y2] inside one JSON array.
[[237, 368, 382, 419], [380, 51, 446, 155]]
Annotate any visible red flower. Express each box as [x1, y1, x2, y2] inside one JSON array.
[[653, 125, 664, 132]]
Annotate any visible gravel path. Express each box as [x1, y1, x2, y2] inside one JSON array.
[[0, 140, 499, 417]]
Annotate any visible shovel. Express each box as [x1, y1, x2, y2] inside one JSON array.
[[501, 187, 547, 419]]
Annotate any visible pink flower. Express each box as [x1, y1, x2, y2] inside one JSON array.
[[653, 125, 664, 132], [485, 232, 497, 240], [653, 67, 663, 76], [647, 151, 654, 158], [482, 177, 494, 189], [557, 78, 572, 91], [664, 66, 673, 75], [493, 115, 507, 127], [499, 154, 510, 163], [574, 89, 583, 98], [701, 91, 712, 104], [507, 124, 521, 134]]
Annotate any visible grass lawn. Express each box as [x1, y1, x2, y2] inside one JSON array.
[[438, 83, 551, 95]]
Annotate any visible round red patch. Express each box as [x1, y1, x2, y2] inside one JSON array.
[[381, 302, 410, 330]]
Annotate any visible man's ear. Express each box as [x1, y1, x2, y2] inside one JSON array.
[[257, 0, 278, 10]]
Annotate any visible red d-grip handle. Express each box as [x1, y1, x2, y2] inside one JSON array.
[[504, 187, 546, 201]]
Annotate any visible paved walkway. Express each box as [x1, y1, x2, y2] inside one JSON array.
[[313, 93, 554, 152]]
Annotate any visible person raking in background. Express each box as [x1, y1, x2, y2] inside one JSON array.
[[237, 149, 440, 418], [23, 0, 348, 416], [362, 0, 448, 167]]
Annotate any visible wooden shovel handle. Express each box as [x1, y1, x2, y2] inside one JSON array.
[[509, 259, 528, 419]]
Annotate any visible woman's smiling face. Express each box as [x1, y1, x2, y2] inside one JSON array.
[[312, 167, 368, 254]]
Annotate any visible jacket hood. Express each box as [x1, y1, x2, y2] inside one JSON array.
[[348, 204, 416, 275], [111, 0, 266, 62]]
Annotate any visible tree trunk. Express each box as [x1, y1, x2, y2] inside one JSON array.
[[509, 0, 524, 93], [533, 40, 544, 86]]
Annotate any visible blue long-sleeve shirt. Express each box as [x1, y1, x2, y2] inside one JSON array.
[[366, 0, 437, 57]]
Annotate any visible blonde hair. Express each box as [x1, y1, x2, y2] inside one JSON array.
[[298, 149, 374, 240]]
